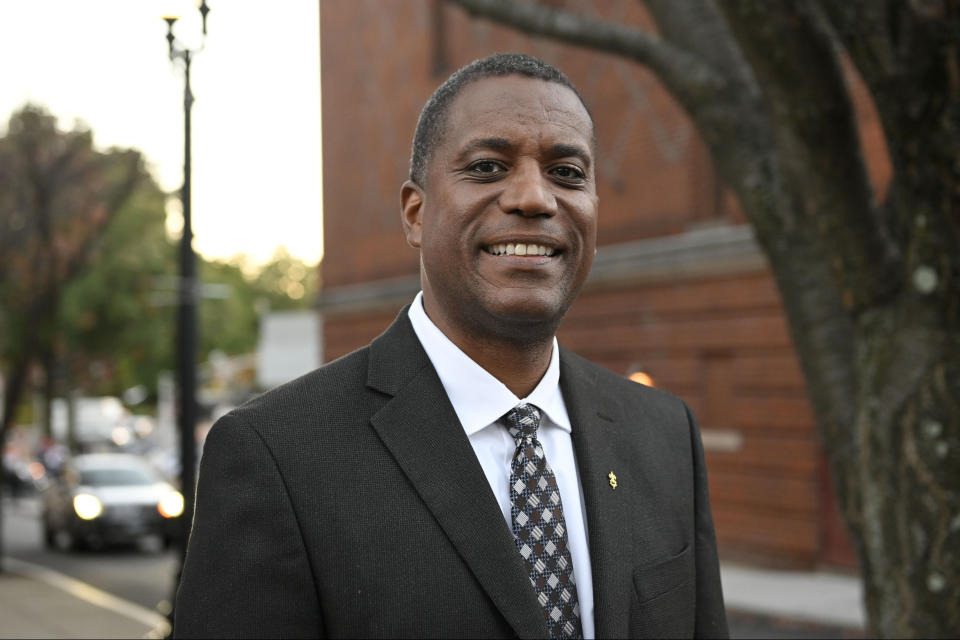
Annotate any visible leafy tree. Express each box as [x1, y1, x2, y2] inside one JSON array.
[[0, 105, 142, 434], [448, 0, 959, 636], [62, 219, 320, 402], [59, 169, 177, 398]]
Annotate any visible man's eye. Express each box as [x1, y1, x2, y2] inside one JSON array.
[[550, 165, 586, 182], [468, 160, 505, 174]]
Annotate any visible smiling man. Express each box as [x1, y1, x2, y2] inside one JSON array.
[[174, 54, 727, 639], [401, 72, 597, 401]]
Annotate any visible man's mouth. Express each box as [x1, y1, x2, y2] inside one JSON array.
[[483, 242, 557, 257]]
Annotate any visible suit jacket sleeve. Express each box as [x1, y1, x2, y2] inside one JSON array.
[[173, 414, 322, 639], [687, 401, 729, 639]]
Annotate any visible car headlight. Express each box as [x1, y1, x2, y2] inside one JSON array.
[[158, 491, 185, 518], [73, 494, 103, 520]]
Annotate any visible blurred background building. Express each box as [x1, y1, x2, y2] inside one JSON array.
[[317, 0, 891, 571]]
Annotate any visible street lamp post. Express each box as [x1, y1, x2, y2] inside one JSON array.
[[163, 1, 209, 557]]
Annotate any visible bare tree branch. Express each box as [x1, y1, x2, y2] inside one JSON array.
[[447, 0, 729, 106], [818, 0, 960, 273], [62, 152, 143, 283], [816, 0, 906, 95], [643, 0, 759, 97], [718, 0, 902, 313]]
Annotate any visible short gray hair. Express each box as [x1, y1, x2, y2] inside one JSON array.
[[408, 52, 594, 186]]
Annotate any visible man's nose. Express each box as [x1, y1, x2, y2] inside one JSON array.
[[498, 162, 558, 217]]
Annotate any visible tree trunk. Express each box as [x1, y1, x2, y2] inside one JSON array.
[[848, 129, 960, 632], [41, 347, 55, 439], [853, 297, 960, 636], [0, 357, 30, 575], [814, 3, 960, 634], [0, 359, 29, 438]]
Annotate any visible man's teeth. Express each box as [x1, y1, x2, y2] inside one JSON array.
[[485, 243, 556, 256]]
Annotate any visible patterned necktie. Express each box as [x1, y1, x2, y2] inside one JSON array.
[[502, 404, 583, 640]]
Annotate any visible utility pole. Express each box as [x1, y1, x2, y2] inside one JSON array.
[[162, 3, 209, 631]]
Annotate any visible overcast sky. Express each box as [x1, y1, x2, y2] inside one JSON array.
[[1, 0, 323, 267]]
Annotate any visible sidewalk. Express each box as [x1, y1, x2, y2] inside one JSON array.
[[0, 556, 169, 639], [722, 562, 866, 638], [0, 554, 864, 639]]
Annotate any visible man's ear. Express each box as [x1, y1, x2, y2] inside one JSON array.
[[400, 180, 424, 248]]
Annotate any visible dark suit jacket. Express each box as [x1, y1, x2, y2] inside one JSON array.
[[173, 308, 728, 639]]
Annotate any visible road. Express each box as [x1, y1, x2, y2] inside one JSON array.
[[1, 494, 179, 613]]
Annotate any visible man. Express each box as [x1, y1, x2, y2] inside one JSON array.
[[174, 53, 727, 639]]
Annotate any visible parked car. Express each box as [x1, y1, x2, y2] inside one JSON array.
[[42, 453, 184, 550]]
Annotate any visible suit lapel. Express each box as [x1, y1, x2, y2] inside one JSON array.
[[366, 311, 547, 638], [560, 349, 633, 639]]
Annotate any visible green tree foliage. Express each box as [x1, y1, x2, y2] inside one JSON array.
[[0, 104, 142, 434], [2, 104, 320, 413], [61, 207, 320, 399], [59, 175, 177, 397], [60, 209, 321, 399]]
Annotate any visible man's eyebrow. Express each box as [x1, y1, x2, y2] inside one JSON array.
[[549, 143, 592, 167], [456, 138, 593, 166], [457, 137, 514, 157]]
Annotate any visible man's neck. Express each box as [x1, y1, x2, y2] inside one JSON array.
[[423, 304, 555, 398], [465, 335, 554, 399]]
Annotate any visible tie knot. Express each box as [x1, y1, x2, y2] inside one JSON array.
[[503, 404, 542, 442]]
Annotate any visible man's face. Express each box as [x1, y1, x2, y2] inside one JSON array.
[[402, 75, 598, 345]]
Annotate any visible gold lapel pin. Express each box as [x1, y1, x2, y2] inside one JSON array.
[[608, 471, 618, 490]]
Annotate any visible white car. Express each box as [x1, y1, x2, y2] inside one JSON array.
[[42, 453, 184, 550]]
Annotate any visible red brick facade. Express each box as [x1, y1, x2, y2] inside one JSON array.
[[319, 0, 883, 569]]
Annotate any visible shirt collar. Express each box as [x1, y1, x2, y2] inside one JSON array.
[[408, 292, 570, 436]]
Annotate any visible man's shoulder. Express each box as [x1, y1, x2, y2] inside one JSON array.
[[266, 344, 371, 401], [219, 344, 377, 435]]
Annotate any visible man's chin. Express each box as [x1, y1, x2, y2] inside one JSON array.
[[481, 295, 569, 336]]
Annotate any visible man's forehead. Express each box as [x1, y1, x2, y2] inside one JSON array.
[[442, 75, 594, 153]]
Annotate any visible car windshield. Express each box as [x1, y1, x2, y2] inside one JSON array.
[[79, 467, 156, 487]]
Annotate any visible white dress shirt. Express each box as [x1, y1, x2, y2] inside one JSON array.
[[408, 292, 595, 638]]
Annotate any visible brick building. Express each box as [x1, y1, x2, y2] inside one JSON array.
[[318, 0, 887, 569]]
